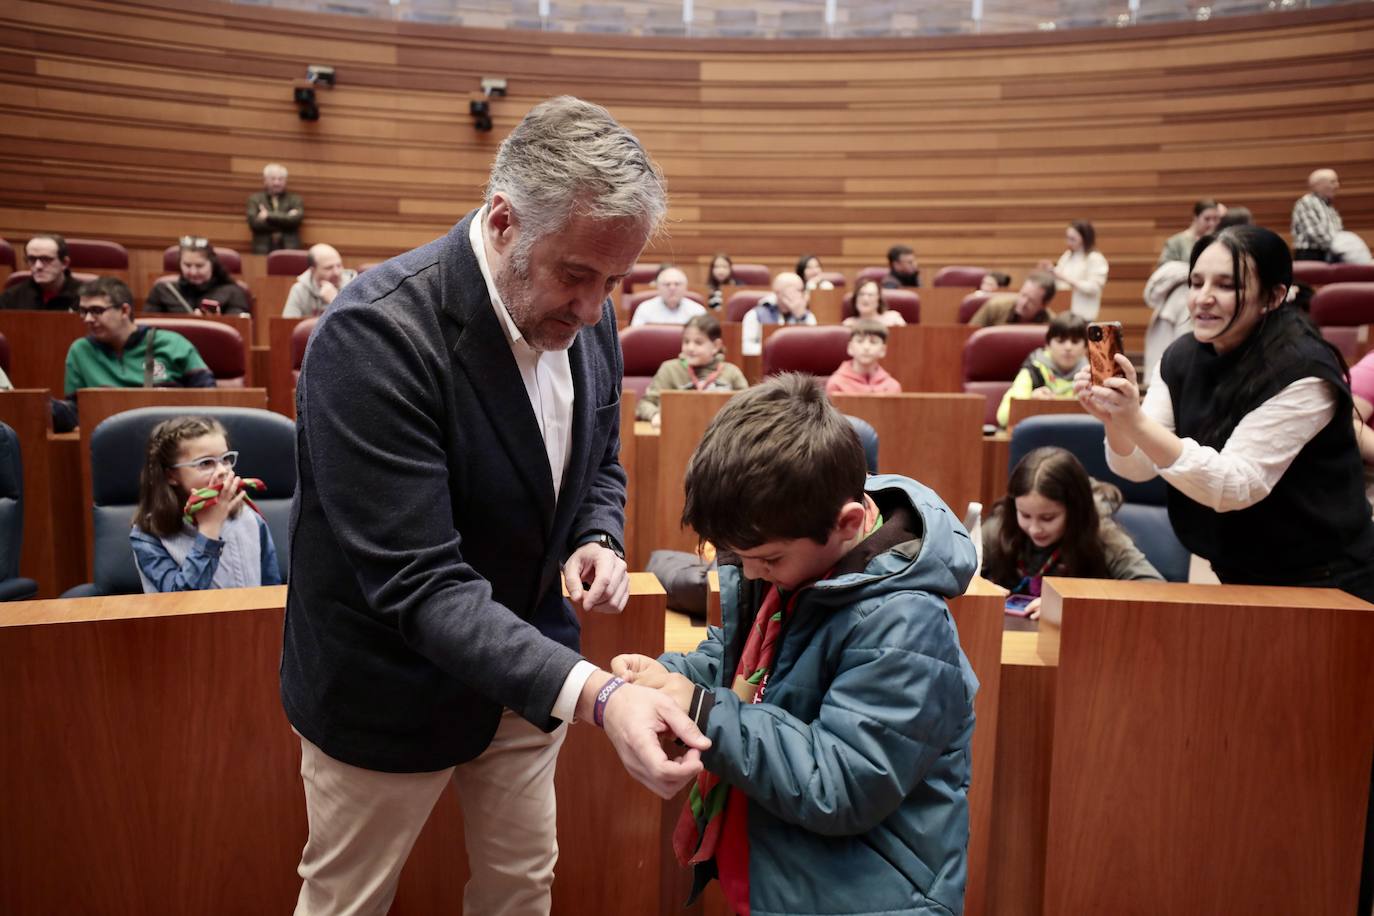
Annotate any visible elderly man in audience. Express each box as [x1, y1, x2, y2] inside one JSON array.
[[1292, 168, 1371, 264], [881, 243, 921, 288], [51, 277, 215, 432], [742, 270, 817, 355], [628, 265, 704, 326], [0, 234, 83, 311], [969, 271, 1057, 328], [246, 163, 304, 254], [283, 243, 357, 318], [1158, 198, 1220, 265]]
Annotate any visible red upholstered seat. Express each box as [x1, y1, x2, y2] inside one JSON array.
[[139, 317, 246, 386], [840, 288, 920, 323], [1310, 282, 1374, 327], [725, 290, 771, 322], [933, 266, 987, 288], [291, 317, 321, 384], [621, 262, 662, 294], [66, 239, 129, 271], [855, 266, 888, 286], [0, 332, 10, 374], [959, 291, 991, 323], [762, 326, 851, 379], [0, 239, 13, 270], [729, 264, 771, 287], [817, 271, 847, 289], [267, 249, 311, 277], [5, 270, 98, 290], [1330, 264, 1374, 284], [619, 325, 684, 397], [162, 245, 243, 274], [962, 325, 1047, 426], [150, 275, 256, 315], [1292, 261, 1336, 287], [624, 289, 707, 320]]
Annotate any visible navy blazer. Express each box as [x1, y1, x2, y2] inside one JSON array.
[[280, 210, 628, 773]]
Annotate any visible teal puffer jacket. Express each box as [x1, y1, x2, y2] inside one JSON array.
[[661, 475, 979, 916]]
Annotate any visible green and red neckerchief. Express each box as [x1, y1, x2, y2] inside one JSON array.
[[673, 496, 883, 911], [182, 478, 266, 527], [682, 357, 724, 391]]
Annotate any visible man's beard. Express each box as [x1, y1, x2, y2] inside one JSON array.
[[495, 244, 580, 353]]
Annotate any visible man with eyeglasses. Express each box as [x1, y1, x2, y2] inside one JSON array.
[[0, 234, 84, 311], [50, 277, 215, 432]]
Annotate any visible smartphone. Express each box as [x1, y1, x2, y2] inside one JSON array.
[[1087, 321, 1125, 387], [1004, 594, 1036, 617], [199, 299, 222, 315]]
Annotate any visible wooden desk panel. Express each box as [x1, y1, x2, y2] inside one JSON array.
[[0, 311, 85, 393], [653, 391, 735, 555], [619, 394, 638, 569], [632, 421, 660, 571], [830, 393, 985, 519], [0, 390, 58, 596], [247, 276, 296, 346], [920, 286, 976, 325], [1040, 578, 1374, 914], [1006, 396, 1084, 430], [808, 287, 843, 325], [981, 433, 1010, 510], [880, 324, 977, 393], [268, 316, 308, 417], [76, 388, 268, 581]]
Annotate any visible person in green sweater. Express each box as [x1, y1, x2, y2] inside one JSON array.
[[635, 313, 748, 429], [996, 312, 1088, 428]]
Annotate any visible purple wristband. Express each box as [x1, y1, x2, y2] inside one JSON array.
[[593, 676, 626, 728]]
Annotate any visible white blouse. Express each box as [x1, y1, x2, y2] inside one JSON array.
[[1054, 249, 1109, 320]]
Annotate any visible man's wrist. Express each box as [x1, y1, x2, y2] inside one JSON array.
[[576, 669, 614, 722], [575, 531, 624, 561]]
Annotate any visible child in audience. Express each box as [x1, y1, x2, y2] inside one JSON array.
[[995, 313, 1089, 427], [980, 271, 1012, 292], [130, 416, 282, 592], [636, 314, 748, 429], [844, 278, 906, 328], [796, 254, 835, 291], [981, 447, 1161, 619], [706, 252, 736, 311], [827, 318, 902, 395], [612, 374, 979, 916]]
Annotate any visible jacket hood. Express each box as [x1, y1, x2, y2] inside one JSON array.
[[809, 474, 976, 607], [1022, 346, 1085, 383]]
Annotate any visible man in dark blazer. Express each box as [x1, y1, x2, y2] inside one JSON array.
[[281, 97, 709, 915]]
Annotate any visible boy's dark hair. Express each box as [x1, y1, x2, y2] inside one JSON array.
[[987, 270, 1011, 288], [849, 317, 888, 342], [682, 373, 866, 549], [78, 276, 134, 310], [1045, 312, 1087, 344]]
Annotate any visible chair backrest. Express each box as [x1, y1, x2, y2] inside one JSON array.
[[959, 291, 992, 323], [162, 245, 243, 274], [619, 325, 684, 396], [138, 318, 246, 385], [267, 249, 311, 277], [1310, 282, 1374, 327], [1292, 261, 1336, 287], [729, 263, 771, 287], [66, 239, 129, 270], [0, 332, 10, 374], [621, 262, 662, 294], [840, 288, 920, 323], [963, 325, 1048, 425], [933, 265, 987, 288], [6, 270, 98, 290], [0, 238, 14, 269], [1329, 264, 1374, 284], [725, 290, 771, 322], [0, 421, 23, 581], [762, 326, 851, 378], [624, 289, 707, 319], [817, 271, 847, 289], [88, 406, 297, 595], [1114, 504, 1191, 583], [292, 317, 321, 379]]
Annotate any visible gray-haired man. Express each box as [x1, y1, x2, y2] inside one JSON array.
[[281, 96, 709, 915]]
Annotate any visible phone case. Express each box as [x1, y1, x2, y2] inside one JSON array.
[[1087, 321, 1124, 387], [1004, 595, 1035, 617]]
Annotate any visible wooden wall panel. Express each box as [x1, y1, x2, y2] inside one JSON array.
[[0, 0, 1371, 343]]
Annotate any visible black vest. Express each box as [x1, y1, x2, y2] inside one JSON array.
[[1159, 314, 1374, 584]]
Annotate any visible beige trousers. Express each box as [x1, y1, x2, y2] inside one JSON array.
[[294, 710, 568, 916]]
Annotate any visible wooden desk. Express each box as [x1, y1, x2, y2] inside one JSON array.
[[0, 390, 82, 597], [980, 432, 1010, 510], [920, 286, 977, 325], [1006, 396, 1084, 429], [76, 388, 268, 581], [653, 391, 736, 555], [631, 421, 660, 570], [267, 316, 308, 417], [0, 311, 85, 393], [808, 286, 843, 325], [247, 276, 296, 345], [618, 393, 638, 568], [748, 323, 975, 393]]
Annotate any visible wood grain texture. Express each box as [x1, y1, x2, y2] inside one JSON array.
[[0, 311, 85, 394], [267, 316, 307, 416], [1006, 396, 1086, 430], [1039, 577, 1374, 914], [653, 390, 736, 555], [0, 390, 57, 595]]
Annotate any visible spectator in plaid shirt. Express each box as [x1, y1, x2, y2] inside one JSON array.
[[1291, 168, 1369, 263]]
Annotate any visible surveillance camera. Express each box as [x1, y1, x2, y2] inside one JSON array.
[[307, 65, 336, 87], [481, 77, 507, 98]]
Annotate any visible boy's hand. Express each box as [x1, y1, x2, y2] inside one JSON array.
[[611, 653, 670, 688], [659, 672, 695, 713]]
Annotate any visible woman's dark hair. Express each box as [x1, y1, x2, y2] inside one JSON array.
[[1186, 224, 1350, 446], [1070, 220, 1096, 252], [983, 447, 1111, 586], [1193, 198, 1219, 217], [684, 312, 722, 342], [707, 253, 734, 291], [853, 278, 887, 314], [987, 271, 1012, 288], [795, 254, 821, 279], [178, 238, 232, 288], [134, 416, 230, 538]]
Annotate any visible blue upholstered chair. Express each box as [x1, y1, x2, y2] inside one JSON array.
[[0, 422, 38, 600]]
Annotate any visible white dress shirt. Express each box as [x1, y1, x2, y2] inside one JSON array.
[[629, 295, 706, 326], [469, 210, 597, 721], [1106, 374, 1338, 512]]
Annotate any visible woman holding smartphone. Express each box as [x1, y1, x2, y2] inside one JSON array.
[[145, 237, 250, 316], [1075, 224, 1374, 601]]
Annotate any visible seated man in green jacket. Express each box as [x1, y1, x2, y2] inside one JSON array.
[[52, 277, 215, 431]]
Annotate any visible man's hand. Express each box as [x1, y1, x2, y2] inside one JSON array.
[[563, 542, 628, 614], [319, 280, 339, 305], [256, 205, 269, 221], [611, 653, 670, 688], [580, 673, 710, 799]]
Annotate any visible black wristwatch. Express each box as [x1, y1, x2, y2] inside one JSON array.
[[578, 531, 625, 561]]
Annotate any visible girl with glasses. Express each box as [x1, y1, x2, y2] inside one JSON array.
[[130, 416, 281, 592]]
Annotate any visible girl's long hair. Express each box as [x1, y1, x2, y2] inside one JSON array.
[[984, 447, 1112, 586], [134, 416, 228, 537]]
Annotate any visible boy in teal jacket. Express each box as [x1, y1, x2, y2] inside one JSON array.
[[614, 373, 979, 915]]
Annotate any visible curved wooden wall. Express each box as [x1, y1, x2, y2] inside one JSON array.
[[0, 0, 1371, 331]]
